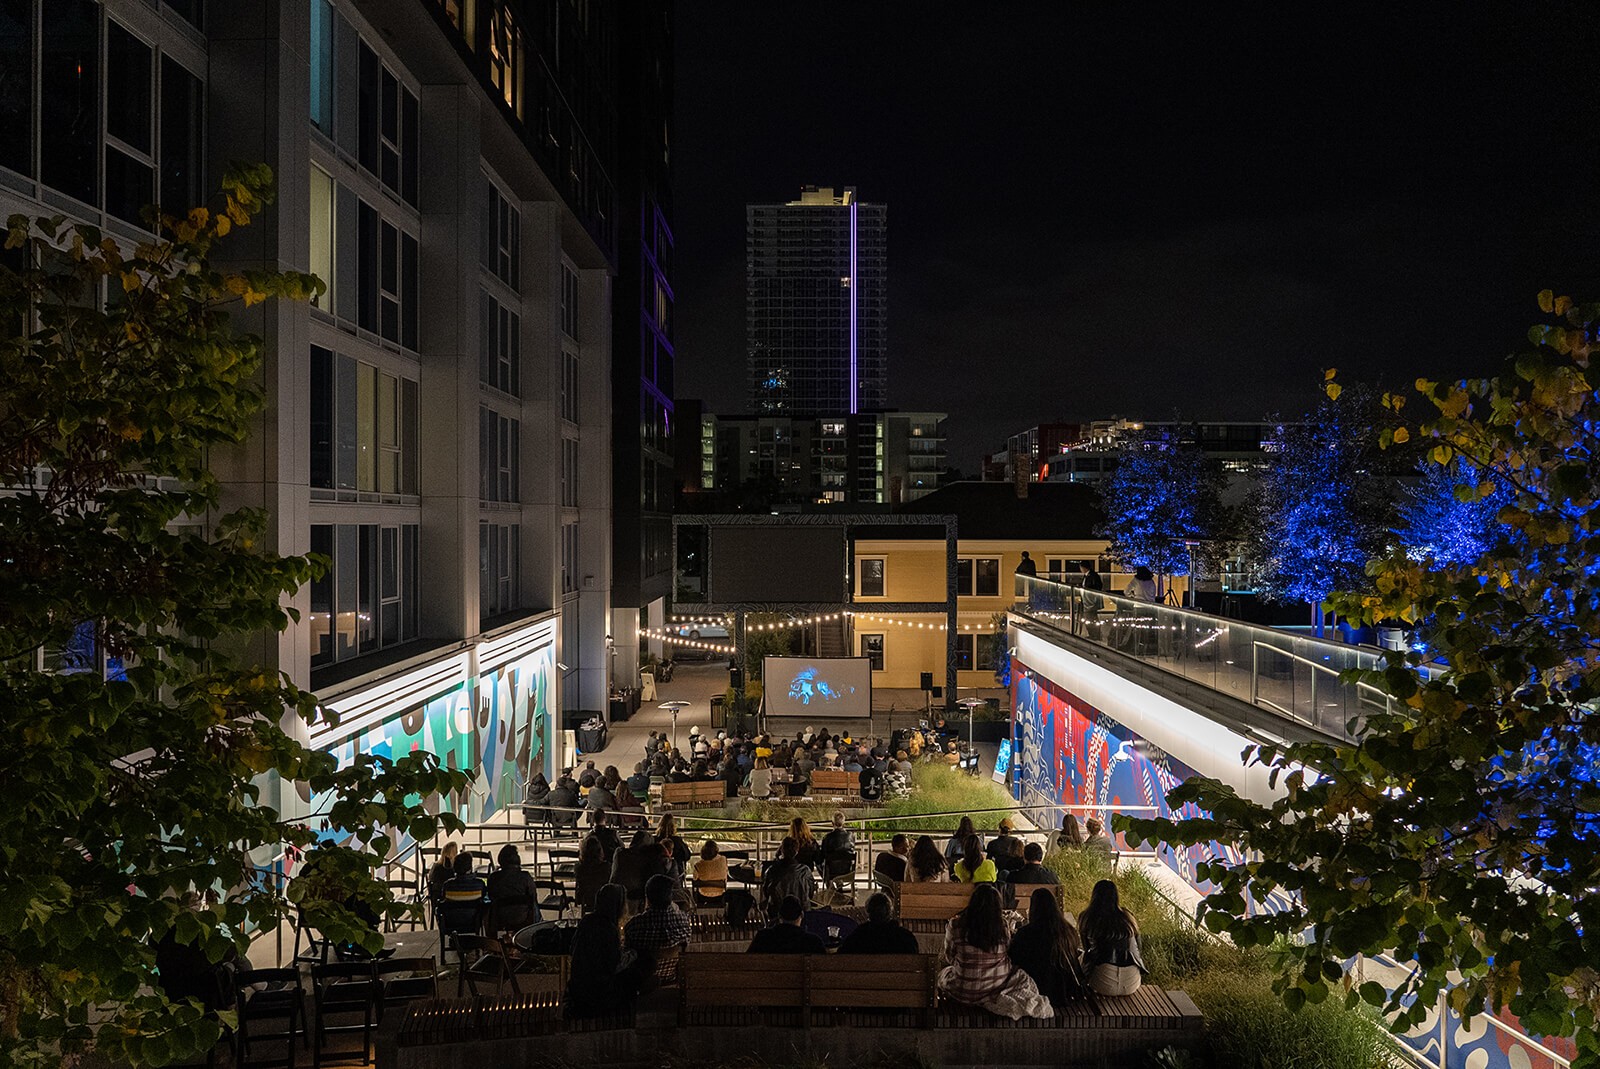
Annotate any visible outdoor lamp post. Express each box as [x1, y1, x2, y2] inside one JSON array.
[[659, 700, 691, 752]]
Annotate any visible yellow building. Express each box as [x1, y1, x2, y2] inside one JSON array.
[[847, 482, 1167, 691]]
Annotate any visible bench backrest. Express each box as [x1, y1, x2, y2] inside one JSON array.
[[808, 769, 857, 793], [680, 952, 933, 1022], [897, 880, 976, 921], [660, 780, 724, 806]]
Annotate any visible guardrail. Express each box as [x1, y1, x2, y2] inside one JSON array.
[[1013, 575, 1412, 741]]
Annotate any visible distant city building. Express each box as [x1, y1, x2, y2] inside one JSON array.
[[677, 407, 946, 507], [1006, 422, 1084, 482], [1041, 420, 1276, 485], [747, 186, 887, 415]]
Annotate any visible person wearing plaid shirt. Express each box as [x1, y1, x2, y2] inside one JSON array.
[[937, 884, 1053, 1019], [623, 874, 691, 955]]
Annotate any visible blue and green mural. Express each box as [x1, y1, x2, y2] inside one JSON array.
[[306, 643, 555, 843]]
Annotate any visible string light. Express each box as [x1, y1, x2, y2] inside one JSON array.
[[636, 627, 735, 653], [844, 611, 1001, 633]]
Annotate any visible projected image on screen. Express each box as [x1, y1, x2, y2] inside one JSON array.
[[763, 656, 873, 718]]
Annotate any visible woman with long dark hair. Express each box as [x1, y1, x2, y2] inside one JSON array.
[[787, 816, 820, 868], [564, 883, 639, 1019], [1008, 887, 1083, 1008], [953, 835, 997, 883], [656, 813, 690, 872], [936, 884, 1052, 1019], [908, 835, 947, 882], [1078, 879, 1146, 996], [944, 815, 982, 861]]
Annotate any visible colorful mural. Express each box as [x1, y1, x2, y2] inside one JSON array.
[[1012, 656, 1575, 1069], [307, 644, 555, 845], [1010, 661, 1243, 890]]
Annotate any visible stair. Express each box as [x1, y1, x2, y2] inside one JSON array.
[[817, 619, 849, 658]]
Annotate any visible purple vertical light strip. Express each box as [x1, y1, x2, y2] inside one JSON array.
[[849, 196, 859, 414]]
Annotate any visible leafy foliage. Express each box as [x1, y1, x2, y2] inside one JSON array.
[[1098, 425, 1226, 578], [1122, 296, 1600, 1067], [1394, 460, 1509, 567], [0, 167, 470, 1067], [1248, 384, 1395, 611]]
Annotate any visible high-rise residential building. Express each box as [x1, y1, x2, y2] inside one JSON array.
[[0, 0, 628, 831], [611, 1, 675, 680], [747, 186, 887, 415]]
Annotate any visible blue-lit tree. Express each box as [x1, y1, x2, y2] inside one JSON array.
[[1098, 425, 1225, 585], [1250, 384, 1394, 630], [1395, 460, 1508, 566], [1125, 295, 1600, 1067]]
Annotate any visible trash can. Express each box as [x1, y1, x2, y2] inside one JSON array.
[[709, 694, 725, 729]]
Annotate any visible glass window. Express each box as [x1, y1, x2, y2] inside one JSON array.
[[976, 634, 997, 673], [105, 150, 154, 227], [309, 345, 334, 488], [310, 0, 334, 134], [485, 2, 522, 115], [560, 264, 579, 339], [308, 166, 335, 310], [956, 558, 973, 597], [481, 177, 519, 290], [479, 291, 519, 395], [479, 406, 520, 503], [159, 57, 203, 212], [310, 524, 333, 666], [479, 522, 520, 620], [40, 0, 99, 205], [357, 523, 377, 652], [357, 42, 379, 173], [0, 0, 30, 178], [335, 523, 358, 659], [106, 22, 152, 153], [335, 352, 357, 490], [861, 634, 884, 671], [955, 634, 974, 671], [858, 558, 885, 598], [356, 361, 375, 491], [379, 220, 399, 342], [974, 558, 1001, 597], [561, 437, 578, 507], [562, 350, 579, 422], [312, 522, 419, 667], [401, 89, 418, 205], [357, 200, 378, 331]]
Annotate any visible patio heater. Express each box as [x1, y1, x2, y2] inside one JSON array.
[[956, 696, 986, 775], [659, 700, 691, 753]]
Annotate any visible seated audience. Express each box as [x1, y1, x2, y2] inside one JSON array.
[[485, 843, 539, 934], [588, 811, 624, 862], [953, 836, 997, 884], [989, 818, 1023, 866], [747, 895, 826, 954], [564, 883, 637, 1019], [858, 762, 884, 800], [944, 816, 983, 862], [908, 835, 948, 882], [787, 817, 821, 869], [437, 854, 487, 936], [937, 884, 1052, 1019], [1009, 886, 1083, 1009], [1046, 813, 1084, 853], [692, 839, 728, 904], [893, 750, 914, 775], [622, 874, 692, 974], [820, 811, 856, 865], [1079, 879, 1146, 996], [1007, 842, 1059, 886], [873, 834, 911, 884], [625, 761, 651, 798], [1083, 817, 1114, 859], [522, 774, 551, 824], [546, 775, 580, 827], [574, 834, 612, 914], [839, 892, 918, 955], [611, 828, 670, 906], [426, 841, 460, 909], [746, 755, 774, 800], [761, 836, 816, 915], [656, 813, 691, 873]]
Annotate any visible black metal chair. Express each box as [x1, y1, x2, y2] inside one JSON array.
[[452, 935, 531, 998], [309, 962, 380, 1068], [291, 908, 333, 968], [383, 880, 424, 933], [531, 878, 572, 919], [374, 957, 438, 1021], [235, 967, 306, 1069], [462, 850, 495, 877]]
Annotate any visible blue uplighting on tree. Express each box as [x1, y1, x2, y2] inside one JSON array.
[[1098, 425, 1218, 578], [1396, 462, 1508, 567]]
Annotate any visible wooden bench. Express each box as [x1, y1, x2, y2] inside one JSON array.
[[807, 769, 859, 797], [896, 881, 1066, 931], [658, 780, 726, 809], [680, 952, 935, 1027]]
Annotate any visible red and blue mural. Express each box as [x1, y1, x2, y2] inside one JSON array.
[[1011, 661, 1243, 891]]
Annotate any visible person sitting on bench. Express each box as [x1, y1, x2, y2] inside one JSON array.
[[747, 895, 825, 955], [838, 892, 918, 955], [761, 837, 815, 916]]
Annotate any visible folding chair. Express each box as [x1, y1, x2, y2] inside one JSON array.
[[452, 935, 531, 998], [309, 962, 379, 1068], [374, 958, 438, 1022], [235, 967, 306, 1069], [532, 878, 572, 919], [291, 908, 333, 968], [383, 880, 424, 933]]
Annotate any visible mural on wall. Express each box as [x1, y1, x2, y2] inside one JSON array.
[[1013, 658, 1576, 1069], [1012, 662, 1236, 888], [305, 644, 555, 850]]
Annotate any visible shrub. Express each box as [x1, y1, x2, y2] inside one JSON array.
[[1184, 966, 1398, 1069]]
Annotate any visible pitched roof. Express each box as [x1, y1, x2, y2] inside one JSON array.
[[899, 481, 1105, 540]]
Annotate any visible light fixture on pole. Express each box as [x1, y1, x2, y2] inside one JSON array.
[[659, 700, 691, 752]]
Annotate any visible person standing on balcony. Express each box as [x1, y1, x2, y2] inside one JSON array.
[[1124, 566, 1159, 602]]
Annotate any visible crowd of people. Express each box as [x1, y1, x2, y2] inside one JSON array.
[[421, 803, 1145, 1022]]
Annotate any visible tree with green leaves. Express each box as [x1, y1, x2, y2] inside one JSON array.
[[0, 167, 470, 1068], [1122, 294, 1600, 1067], [1097, 424, 1225, 585]]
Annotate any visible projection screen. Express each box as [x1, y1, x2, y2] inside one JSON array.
[[763, 656, 873, 719]]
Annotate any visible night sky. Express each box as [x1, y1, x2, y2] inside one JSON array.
[[672, 3, 1600, 471]]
